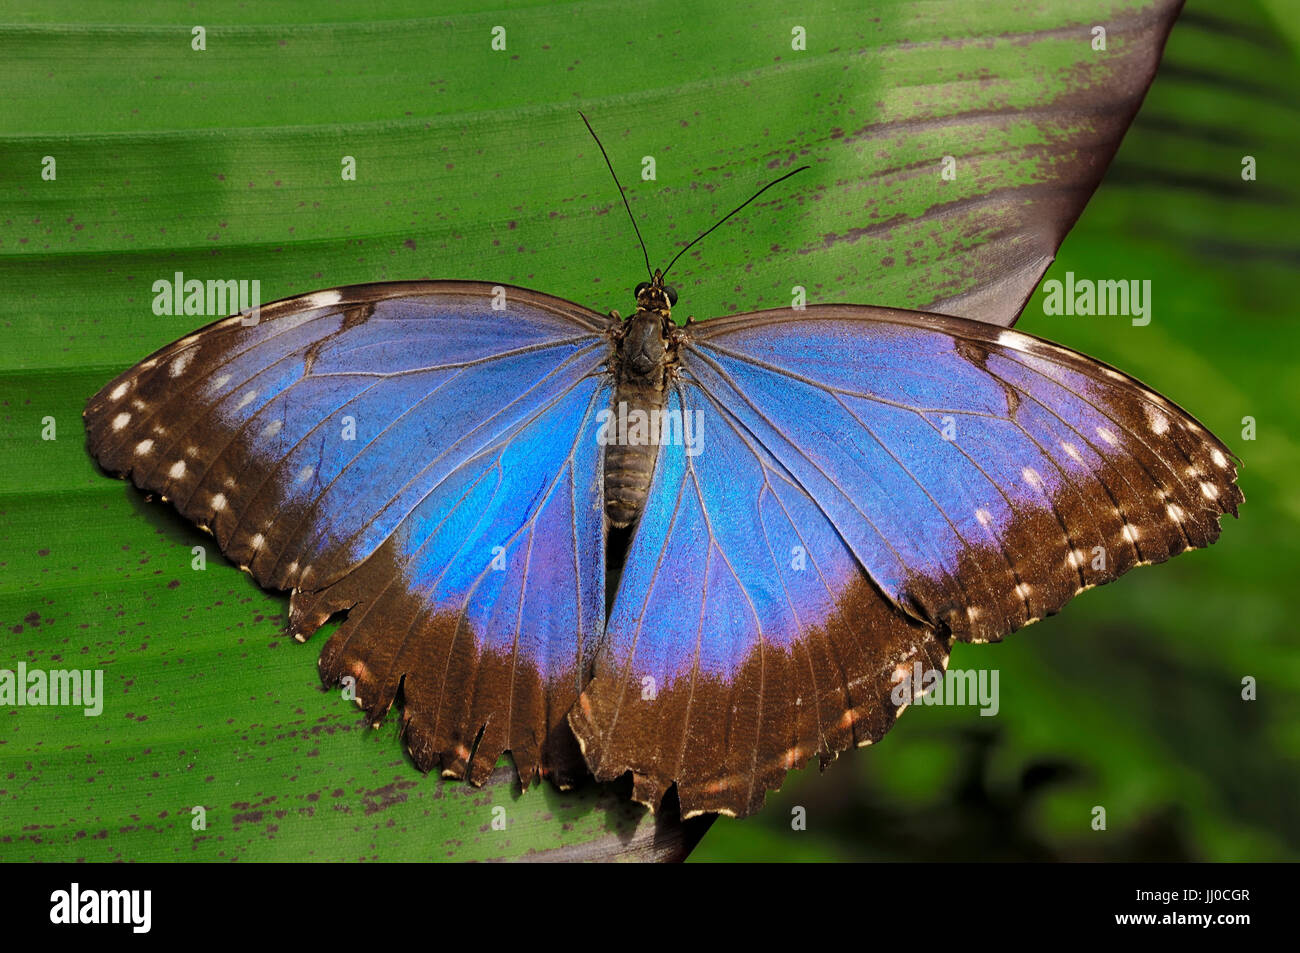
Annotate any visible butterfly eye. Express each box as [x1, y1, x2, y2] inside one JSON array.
[[664, 284, 678, 307], [634, 282, 651, 298]]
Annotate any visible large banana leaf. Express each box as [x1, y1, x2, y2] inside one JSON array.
[[1, 0, 1197, 860]]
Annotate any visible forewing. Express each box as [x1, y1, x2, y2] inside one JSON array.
[[85, 281, 612, 785], [685, 306, 1242, 644]]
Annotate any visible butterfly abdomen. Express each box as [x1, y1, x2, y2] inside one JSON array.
[[604, 378, 666, 528], [605, 310, 672, 528]]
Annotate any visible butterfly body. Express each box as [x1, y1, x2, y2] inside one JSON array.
[[605, 270, 681, 527]]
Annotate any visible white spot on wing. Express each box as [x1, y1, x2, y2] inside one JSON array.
[[296, 465, 315, 484], [302, 289, 343, 310], [112, 412, 131, 431], [169, 460, 186, 479], [1121, 523, 1140, 543], [110, 382, 130, 401], [134, 439, 153, 456], [1145, 406, 1169, 435], [1201, 481, 1219, 500], [261, 418, 283, 439], [1097, 427, 1119, 447], [212, 493, 227, 512], [1211, 449, 1228, 469], [235, 389, 258, 410], [1060, 441, 1083, 463], [975, 507, 993, 528], [169, 350, 196, 377]]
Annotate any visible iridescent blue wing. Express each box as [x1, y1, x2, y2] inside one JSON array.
[[85, 282, 613, 786], [572, 305, 1242, 818]]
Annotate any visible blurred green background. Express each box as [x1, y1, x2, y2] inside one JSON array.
[[0, 0, 1295, 861]]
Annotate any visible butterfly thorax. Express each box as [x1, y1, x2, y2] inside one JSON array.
[[605, 294, 678, 528]]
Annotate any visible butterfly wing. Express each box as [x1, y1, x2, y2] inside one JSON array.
[[85, 281, 613, 786], [572, 305, 1241, 818]]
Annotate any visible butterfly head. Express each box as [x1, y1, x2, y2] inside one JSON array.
[[633, 269, 677, 316], [621, 270, 677, 378], [579, 111, 807, 333]]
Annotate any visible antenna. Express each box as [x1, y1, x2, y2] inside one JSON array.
[[662, 165, 810, 277], [579, 111, 654, 281]]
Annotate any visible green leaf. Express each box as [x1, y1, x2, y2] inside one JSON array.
[[1, 0, 1186, 860]]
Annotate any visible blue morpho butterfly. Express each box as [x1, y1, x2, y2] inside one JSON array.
[[85, 115, 1242, 820]]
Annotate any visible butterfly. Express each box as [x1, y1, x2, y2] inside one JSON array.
[[84, 117, 1242, 821]]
